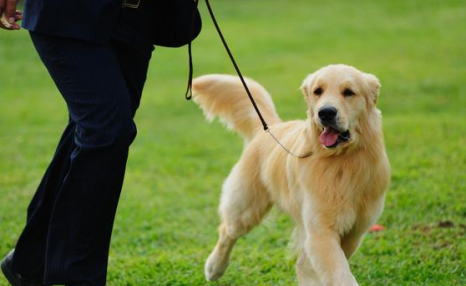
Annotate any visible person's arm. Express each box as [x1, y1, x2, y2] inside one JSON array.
[[0, 0, 22, 30]]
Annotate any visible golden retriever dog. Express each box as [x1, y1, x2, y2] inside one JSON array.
[[192, 64, 390, 286]]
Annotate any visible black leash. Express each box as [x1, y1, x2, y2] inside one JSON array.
[[186, 0, 312, 158], [203, 0, 269, 131], [185, 0, 268, 131]]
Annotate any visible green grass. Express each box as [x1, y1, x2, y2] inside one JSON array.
[[1, 0, 465, 285]]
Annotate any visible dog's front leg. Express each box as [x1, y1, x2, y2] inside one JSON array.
[[296, 252, 322, 286], [303, 221, 359, 286]]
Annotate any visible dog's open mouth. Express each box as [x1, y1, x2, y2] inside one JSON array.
[[319, 127, 351, 148]]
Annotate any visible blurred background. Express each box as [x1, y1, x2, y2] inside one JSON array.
[[0, 0, 465, 285]]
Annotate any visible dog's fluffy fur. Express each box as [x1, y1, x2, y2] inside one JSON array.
[[192, 64, 390, 286]]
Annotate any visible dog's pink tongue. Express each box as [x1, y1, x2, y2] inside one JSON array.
[[319, 127, 339, 147]]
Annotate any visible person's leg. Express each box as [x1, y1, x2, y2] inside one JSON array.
[[112, 4, 155, 116], [26, 120, 77, 222], [12, 120, 77, 281], [113, 40, 154, 116], [11, 31, 146, 286], [36, 32, 135, 286], [11, 6, 155, 285]]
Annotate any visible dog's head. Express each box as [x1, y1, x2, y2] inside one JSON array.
[[301, 64, 381, 152]]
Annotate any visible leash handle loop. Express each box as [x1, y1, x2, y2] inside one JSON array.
[[185, 0, 200, 100]]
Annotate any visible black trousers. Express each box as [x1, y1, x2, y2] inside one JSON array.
[[11, 7, 155, 286]]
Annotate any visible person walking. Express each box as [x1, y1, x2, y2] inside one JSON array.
[[0, 0, 201, 285]]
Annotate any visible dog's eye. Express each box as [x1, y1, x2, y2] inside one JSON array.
[[343, 88, 355, 97], [313, 87, 323, 96]]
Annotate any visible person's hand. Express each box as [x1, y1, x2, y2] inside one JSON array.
[[0, 0, 22, 30]]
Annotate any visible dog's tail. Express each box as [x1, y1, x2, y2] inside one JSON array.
[[192, 74, 281, 142]]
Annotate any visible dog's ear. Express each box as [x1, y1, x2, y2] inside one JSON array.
[[364, 73, 381, 104], [300, 73, 317, 98]]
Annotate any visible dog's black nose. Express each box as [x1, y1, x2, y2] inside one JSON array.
[[318, 107, 338, 122]]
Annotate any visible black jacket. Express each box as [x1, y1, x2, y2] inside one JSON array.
[[22, 0, 202, 47]]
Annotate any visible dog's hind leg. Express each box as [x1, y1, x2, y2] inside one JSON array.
[[205, 165, 272, 281]]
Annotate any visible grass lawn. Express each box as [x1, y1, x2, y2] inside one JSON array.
[[1, 0, 465, 285]]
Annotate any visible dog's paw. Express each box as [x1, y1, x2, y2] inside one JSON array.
[[204, 252, 229, 281]]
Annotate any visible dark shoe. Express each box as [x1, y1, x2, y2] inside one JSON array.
[[1, 249, 45, 286]]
